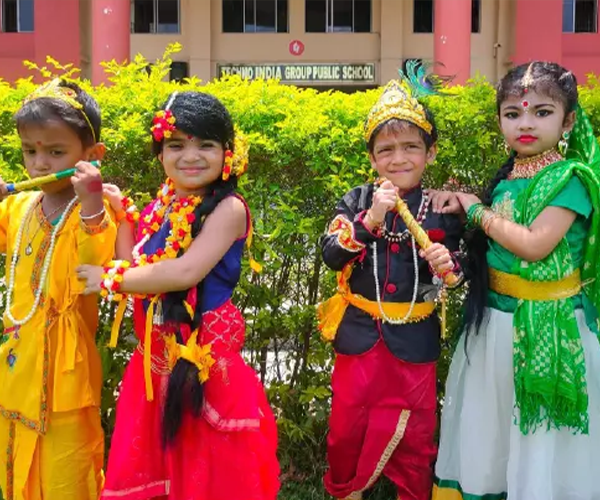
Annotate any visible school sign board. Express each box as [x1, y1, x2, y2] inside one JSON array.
[[217, 63, 376, 84]]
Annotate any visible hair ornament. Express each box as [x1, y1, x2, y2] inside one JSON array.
[[151, 91, 179, 142], [23, 78, 97, 143]]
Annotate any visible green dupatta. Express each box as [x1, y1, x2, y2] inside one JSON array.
[[512, 106, 600, 434]]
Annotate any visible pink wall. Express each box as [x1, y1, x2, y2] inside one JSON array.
[[563, 33, 600, 83], [91, 0, 131, 85], [514, 0, 563, 65], [512, 0, 600, 84], [0, 0, 80, 82], [433, 0, 472, 85]]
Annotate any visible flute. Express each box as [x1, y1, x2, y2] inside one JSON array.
[[6, 161, 101, 194], [395, 196, 460, 287]]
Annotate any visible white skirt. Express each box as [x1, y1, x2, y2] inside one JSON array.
[[434, 308, 600, 500]]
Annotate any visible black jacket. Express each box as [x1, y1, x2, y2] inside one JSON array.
[[321, 183, 466, 363]]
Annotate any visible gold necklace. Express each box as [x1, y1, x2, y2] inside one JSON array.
[[23, 197, 74, 256], [509, 148, 563, 180]]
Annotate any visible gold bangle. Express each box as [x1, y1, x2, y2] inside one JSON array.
[[482, 211, 500, 235]]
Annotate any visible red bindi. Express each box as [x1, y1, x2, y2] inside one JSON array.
[[36, 141, 42, 146], [522, 100, 529, 108]]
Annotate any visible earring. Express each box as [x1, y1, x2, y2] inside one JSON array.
[[558, 131, 570, 156], [504, 141, 512, 155]]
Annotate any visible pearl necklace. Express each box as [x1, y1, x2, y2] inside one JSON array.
[[6, 195, 79, 326], [381, 192, 430, 244], [371, 236, 420, 324]]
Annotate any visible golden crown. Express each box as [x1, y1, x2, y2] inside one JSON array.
[[364, 80, 432, 142], [22, 78, 97, 143]]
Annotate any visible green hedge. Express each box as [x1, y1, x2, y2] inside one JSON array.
[[1, 45, 599, 494]]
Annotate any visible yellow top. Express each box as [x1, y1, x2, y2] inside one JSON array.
[[0, 192, 117, 434]]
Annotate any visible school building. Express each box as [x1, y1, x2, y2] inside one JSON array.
[[0, 0, 598, 88]]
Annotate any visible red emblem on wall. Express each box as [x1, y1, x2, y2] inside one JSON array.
[[289, 40, 305, 56]]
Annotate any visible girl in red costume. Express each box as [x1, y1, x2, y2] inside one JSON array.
[[78, 91, 280, 500]]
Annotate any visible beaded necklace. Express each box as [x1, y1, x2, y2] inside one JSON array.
[[381, 191, 430, 243], [6, 195, 78, 326]]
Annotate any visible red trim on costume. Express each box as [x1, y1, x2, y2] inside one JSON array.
[[232, 194, 252, 241], [328, 215, 366, 252]]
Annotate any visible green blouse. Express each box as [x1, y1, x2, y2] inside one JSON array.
[[487, 175, 597, 330]]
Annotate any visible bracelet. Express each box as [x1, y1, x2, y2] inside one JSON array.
[[482, 211, 501, 235], [100, 260, 131, 302], [80, 207, 106, 221], [365, 211, 383, 231]]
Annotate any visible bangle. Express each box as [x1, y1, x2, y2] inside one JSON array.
[[100, 260, 131, 302], [365, 211, 382, 229], [482, 211, 500, 235], [80, 207, 106, 221]]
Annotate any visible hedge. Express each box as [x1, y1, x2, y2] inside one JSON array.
[[1, 44, 599, 494]]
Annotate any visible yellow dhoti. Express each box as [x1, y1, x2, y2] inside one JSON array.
[[0, 408, 104, 500]]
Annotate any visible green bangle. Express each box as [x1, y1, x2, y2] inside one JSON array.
[[466, 203, 486, 229]]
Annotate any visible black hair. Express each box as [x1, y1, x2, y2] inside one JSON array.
[[463, 61, 578, 341], [14, 80, 101, 147], [367, 107, 438, 153], [154, 91, 238, 446], [496, 61, 578, 115]]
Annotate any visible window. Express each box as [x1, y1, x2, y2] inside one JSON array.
[[1, 0, 34, 32], [131, 0, 179, 34], [305, 0, 371, 33], [223, 0, 288, 33], [563, 0, 597, 32], [413, 0, 481, 33]]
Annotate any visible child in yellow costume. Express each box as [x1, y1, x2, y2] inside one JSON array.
[[0, 79, 117, 500]]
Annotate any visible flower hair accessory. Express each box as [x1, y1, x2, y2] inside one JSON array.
[[222, 129, 250, 181], [165, 329, 216, 383], [151, 91, 179, 142]]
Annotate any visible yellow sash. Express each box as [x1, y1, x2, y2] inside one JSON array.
[[317, 265, 435, 341], [489, 268, 581, 301]]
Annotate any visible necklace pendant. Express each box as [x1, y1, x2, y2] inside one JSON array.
[[25, 244, 33, 256]]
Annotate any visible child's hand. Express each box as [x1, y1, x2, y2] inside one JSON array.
[[420, 243, 454, 274], [103, 183, 123, 213], [369, 180, 398, 225], [456, 193, 482, 212], [76, 264, 104, 295], [427, 189, 463, 214], [72, 161, 103, 202]]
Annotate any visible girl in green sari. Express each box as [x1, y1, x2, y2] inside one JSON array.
[[432, 62, 600, 500]]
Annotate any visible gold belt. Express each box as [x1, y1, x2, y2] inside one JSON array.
[[489, 268, 581, 301]]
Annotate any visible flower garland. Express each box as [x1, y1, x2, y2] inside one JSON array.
[[132, 178, 203, 267], [101, 178, 203, 300]]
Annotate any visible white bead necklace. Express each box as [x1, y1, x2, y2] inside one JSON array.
[[6, 195, 79, 326], [372, 235, 420, 325]]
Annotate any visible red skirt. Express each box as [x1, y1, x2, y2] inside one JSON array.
[[101, 301, 280, 500]]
